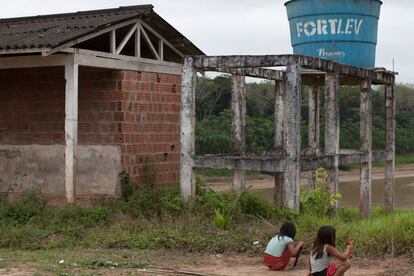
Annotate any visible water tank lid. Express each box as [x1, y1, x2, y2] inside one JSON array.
[[284, 0, 383, 6]]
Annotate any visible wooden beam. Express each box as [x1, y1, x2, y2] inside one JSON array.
[[64, 57, 79, 204], [43, 18, 141, 56], [158, 40, 164, 61], [140, 25, 160, 60], [325, 72, 340, 209], [180, 57, 196, 201], [141, 21, 184, 58], [110, 30, 116, 54], [385, 84, 395, 213], [135, 24, 141, 58], [231, 74, 246, 193], [116, 23, 139, 55], [360, 78, 372, 218]]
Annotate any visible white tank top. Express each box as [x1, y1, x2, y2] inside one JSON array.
[[310, 244, 331, 273]]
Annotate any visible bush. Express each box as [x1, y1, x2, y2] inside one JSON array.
[[300, 168, 341, 216], [1, 188, 46, 225], [238, 190, 277, 219]]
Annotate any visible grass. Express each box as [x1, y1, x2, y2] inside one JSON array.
[[343, 153, 414, 170], [196, 168, 259, 177], [396, 153, 414, 165], [0, 184, 413, 274]]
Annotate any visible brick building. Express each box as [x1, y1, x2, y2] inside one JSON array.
[[0, 5, 204, 203]]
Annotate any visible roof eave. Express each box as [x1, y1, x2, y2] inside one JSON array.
[[0, 47, 50, 56]]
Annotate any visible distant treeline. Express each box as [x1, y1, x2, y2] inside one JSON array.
[[195, 75, 414, 155]]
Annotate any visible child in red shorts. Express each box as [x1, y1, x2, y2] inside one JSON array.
[[309, 225, 353, 276], [263, 221, 304, 271]]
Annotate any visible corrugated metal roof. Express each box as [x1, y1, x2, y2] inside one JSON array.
[[0, 5, 204, 56]]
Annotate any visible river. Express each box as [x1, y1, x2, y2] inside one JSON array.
[[256, 176, 414, 208]]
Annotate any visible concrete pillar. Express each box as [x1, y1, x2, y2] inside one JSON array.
[[274, 81, 286, 207], [360, 78, 372, 218], [180, 57, 196, 201], [283, 61, 302, 211], [308, 85, 320, 190], [231, 74, 247, 193], [324, 72, 340, 206], [385, 83, 395, 212], [64, 61, 79, 204]]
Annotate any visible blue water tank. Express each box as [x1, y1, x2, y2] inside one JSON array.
[[285, 0, 382, 68]]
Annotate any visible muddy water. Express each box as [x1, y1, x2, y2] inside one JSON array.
[[257, 177, 414, 208]]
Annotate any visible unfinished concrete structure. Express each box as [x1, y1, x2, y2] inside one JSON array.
[[0, 5, 204, 203], [180, 55, 396, 217]]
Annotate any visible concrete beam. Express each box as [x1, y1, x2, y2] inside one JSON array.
[[231, 75, 247, 193], [308, 85, 320, 190], [180, 57, 196, 201], [274, 81, 286, 207], [193, 150, 387, 174], [193, 155, 285, 173], [64, 57, 79, 204], [325, 72, 340, 206], [284, 61, 302, 211], [217, 68, 285, 81], [0, 54, 71, 69], [360, 78, 372, 218], [385, 84, 396, 212], [74, 52, 182, 75], [191, 55, 395, 85]]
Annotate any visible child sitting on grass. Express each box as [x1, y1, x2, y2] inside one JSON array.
[[263, 221, 304, 271], [309, 225, 353, 276]]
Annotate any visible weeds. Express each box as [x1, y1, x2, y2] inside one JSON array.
[[0, 178, 412, 259], [300, 168, 342, 216]]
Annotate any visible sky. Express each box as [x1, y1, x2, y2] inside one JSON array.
[[1, 0, 413, 83]]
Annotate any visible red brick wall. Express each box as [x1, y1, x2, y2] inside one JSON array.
[[0, 67, 65, 144], [78, 67, 123, 145], [0, 66, 181, 188], [119, 71, 181, 187]]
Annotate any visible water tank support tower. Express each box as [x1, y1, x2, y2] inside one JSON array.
[[179, 54, 396, 218]]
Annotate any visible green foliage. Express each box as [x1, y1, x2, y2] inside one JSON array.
[[119, 172, 136, 202], [0, 188, 46, 225], [300, 168, 342, 216], [0, 185, 413, 258], [238, 190, 277, 219], [126, 185, 184, 217], [196, 109, 275, 154], [195, 77, 414, 155], [214, 209, 230, 230]]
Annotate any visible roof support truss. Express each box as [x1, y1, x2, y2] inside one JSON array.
[[42, 19, 184, 62]]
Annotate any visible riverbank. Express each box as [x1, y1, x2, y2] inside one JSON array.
[[204, 164, 414, 192]]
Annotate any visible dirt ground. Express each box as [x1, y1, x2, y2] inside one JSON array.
[[204, 164, 414, 192], [0, 253, 412, 275]]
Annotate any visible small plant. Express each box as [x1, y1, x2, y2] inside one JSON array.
[[300, 168, 342, 216], [119, 172, 136, 202], [214, 208, 230, 230]]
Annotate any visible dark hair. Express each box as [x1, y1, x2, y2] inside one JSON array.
[[312, 225, 336, 259], [278, 221, 296, 240]]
